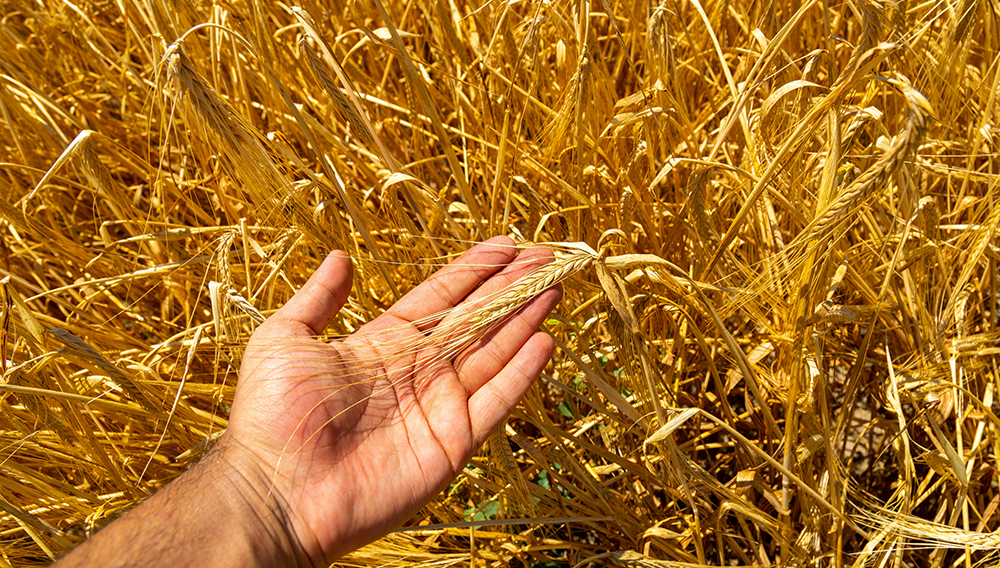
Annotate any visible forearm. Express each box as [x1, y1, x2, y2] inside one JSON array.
[[54, 439, 314, 568]]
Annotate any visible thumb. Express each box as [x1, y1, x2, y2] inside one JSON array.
[[270, 250, 354, 335]]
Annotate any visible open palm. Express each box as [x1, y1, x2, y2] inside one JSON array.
[[223, 237, 561, 564]]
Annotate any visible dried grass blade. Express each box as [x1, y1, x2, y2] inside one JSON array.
[[696, 409, 867, 537], [487, 425, 536, 517], [142, 326, 204, 481], [643, 407, 698, 448], [366, 0, 486, 238]]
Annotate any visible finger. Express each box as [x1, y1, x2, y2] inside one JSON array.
[[467, 332, 554, 445], [386, 236, 516, 328], [454, 285, 561, 395], [270, 250, 353, 335]]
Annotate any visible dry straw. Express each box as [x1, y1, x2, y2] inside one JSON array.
[[0, 0, 998, 565]]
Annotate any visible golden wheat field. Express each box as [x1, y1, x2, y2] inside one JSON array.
[[0, 0, 998, 565]]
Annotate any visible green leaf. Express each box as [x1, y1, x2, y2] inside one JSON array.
[[533, 470, 551, 489], [556, 401, 574, 419], [470, 499, 500, 521]]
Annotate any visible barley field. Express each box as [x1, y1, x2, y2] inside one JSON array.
[[0, 0, 997, 565]]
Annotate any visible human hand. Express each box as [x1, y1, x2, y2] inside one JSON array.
[[222, 236, 562, 565]]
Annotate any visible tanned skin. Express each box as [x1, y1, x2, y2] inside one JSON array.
[[55, 237, 561, 567]]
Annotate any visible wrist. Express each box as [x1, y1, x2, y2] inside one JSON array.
[[202, 435, 321, 568]]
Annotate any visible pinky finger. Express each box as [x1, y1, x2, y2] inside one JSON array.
[[467, 332, 555, 446]]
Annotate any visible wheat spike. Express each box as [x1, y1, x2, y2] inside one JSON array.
[[807, 76, 931, 245], [418, 250, 595, 372]]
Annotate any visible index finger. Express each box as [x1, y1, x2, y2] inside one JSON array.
[[385, 236, 517, 328]]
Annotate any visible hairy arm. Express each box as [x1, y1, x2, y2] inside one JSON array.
[[55, 439, 312, 567]]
